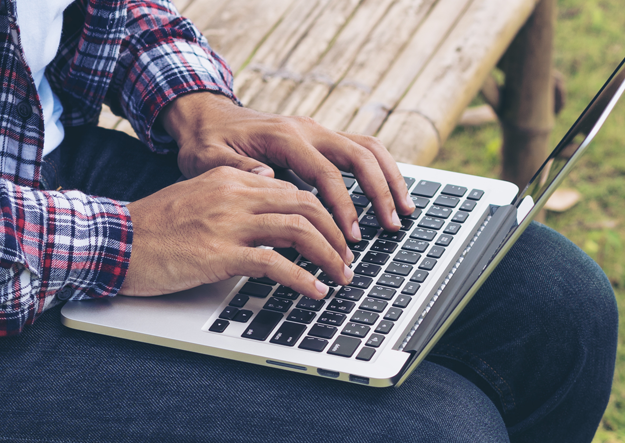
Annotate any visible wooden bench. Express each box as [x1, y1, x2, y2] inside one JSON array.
[[102, 0, 556, 189]]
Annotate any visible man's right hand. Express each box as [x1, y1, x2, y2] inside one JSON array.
[[119, 166, 354, 300]]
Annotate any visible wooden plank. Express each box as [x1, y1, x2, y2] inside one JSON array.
[[312, 0, 437, 131], [199, 0, 298, 74], [171, 0, 195, 14], [346, 0, 473, 135], [279, 0, 396, 117], [378, 0, 540, 165], [179, 0, 230, 34]]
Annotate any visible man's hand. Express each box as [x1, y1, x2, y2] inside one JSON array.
[[120, 167, 354, 299], [159, 92, 416, 243]]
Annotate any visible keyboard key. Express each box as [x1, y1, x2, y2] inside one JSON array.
[[297, 297, 325, 311], [275, 247, 299, 262], [434, 195, 460, 208], [410, 228, 436, 241], [359, 226, 378, 240], [318, 311, 347, 326], [368, 286, 396, 300], [309, 323, 337, 339], [317, 272, 337, 287], [359, 298, 388, 313], [393, 295, 412, 308], [328, 336, 361, 358], [327, 299, 356, 314], [299, 336, 329, 352], [335, 287, 365, 301], [418, 258, 437, 271], [384, 307, 403, 321], [444, 223, 462, 235], [352, 185, 365, 194], [394, 250, 420, 264], [377, 274, 405, 288], [219, 306, 239, 320], [287, 308, 317, 324], [360, 215, 381, 228], [385, 262, 413, 277], [298, 261, 320, 275], [341, 171, 355, 178], [356, 347, 376, 361], [366, 334, 385, 348], [435, 234, 453, 246], [270, 321, 307, 346], [410, 270, 429, 283], [362, 251, 390, 265], [411, 197, 430, 209], [351, 194, 370, 207], [343, 177, 356, 189], [403, 207, 423, 220], [441, 184, 467, 197], [355, 206, 364, 216], [412, 180, 441, 197], [379, 230, 406, 242], [355, 262, 382, 277], [468, 189, 485, 200], [401, 282, 420, 296], [349, 275, 374, 289], [427, 246, 445, 258], [402, 239, 429, 253], [375, 320, 394, 334], [400, 218, 414, 231], [264, 297, 293, 312], [350, 310, 379, 325], [274, 286, 299, 300], [404, 177, 416, 189], [451, 212, 468, 223], [240, 282, 273, 298], [242, 310, 283, 341], [460, 200, 477, 212], [350, 240, 370, 252], [209, 319, 229, 333], [229, 294, 249, 308], [249, 276, 277, 286], [342, 322, 371, 338], [233, 309, 253, 323], [418, 217, 445, 230], [426, 206, 452, 219], [371, 240, 398, 253]]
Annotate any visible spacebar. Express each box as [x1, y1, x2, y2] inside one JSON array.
[[242, 310, 283, 341]]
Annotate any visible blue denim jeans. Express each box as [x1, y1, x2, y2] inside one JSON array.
[[0, 126, 618, 442]]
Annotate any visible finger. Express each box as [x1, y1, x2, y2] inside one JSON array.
[[199, 165, 295, 192], [184, 144, 274, 178], [339, 132, 415, 216], [239, 187, 353, 265], [232, 248, 342, 300], [240, 213, 353, 287]]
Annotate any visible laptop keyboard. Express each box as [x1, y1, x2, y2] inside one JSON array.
[[207, 172, 484, 361]]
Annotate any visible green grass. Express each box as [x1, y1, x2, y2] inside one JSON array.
[[430, 1, 625, 440]]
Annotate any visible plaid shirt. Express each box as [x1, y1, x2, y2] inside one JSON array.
[[0, 0, 236, 336]]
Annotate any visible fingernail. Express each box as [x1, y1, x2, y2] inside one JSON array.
[[351, 221, 362, 241], [345, 245, 354, 264], [344, 264, 354, 282], [315, 280, 330, 297], [251, 166, 273, 177], [391, 210, 401, 227], [406, 192, 416, 209]]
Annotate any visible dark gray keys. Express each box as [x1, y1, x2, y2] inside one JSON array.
[[359, 226, 378, 240], [274, 286, 299, 300], [270, 321, 306, 346], [309, 323, 337, 339], [240, 282, 273, 298], [375, 320, 394, 334], [427, 246, 445, 258], [335, 287, 365, 301], [318, 311, 347, 326], [460, 200, 477, 212], [418, 217, 444, 230], [359, 298, 388, 313], [219, 306, 239, 320], [404, 177, 416, 189], [297, 297, 325, 311], [343, 177, 356, 189], [402, 239, 429, 253], [401, 282, 420, 296], [366, 334, 385, 348], [209, 319, 229, 333], [298, 261, 319, 275], [342, 322, 370, 338], [419, 258, 437, 271], [360, 215, 381, 228], [410, 228, 436, 241], [327, 299, 356, 314], [363, 251, 390, 265], [404, 207, 423, 220], [264, 297, 292, 312], [426, 206, 452, 219], [451, 212, 468, 223], [377, 273, 405, 288], [385, 262, 413, 276], [379, 230, 406, 242], [393, 295, 412, 308], [411, 197, 430, 208], [242, 310, 283, 341], [369, 286, 396, 300], [355, 263, 382, 277], [229, 294, 249, 308], [328, 336, 361, 358], [434, 195, 460, 208], [317, 272, 337, 287], [411, 270, 429, 283], [394, 250, 420, 264], [350, 240, 369, 252], [435, 234, 453, 246], [351, 310, 379, 325], [352, 185, 365, 194], [351, 194, 370, 207], [468, 189, 484, 200], [233, 310, 253, 323], [412, 180, 441, 197], [356, 347, 376, 361], [444, 223, 461, 235], [341, 171, 354, 177], [384, 307, 403, 321], [371, 240, 398, 253], [249, 276, 277, 286], [349, 275, 373, 289], [442, 184, 467, 197], [275, 247, 299, 262], [400, 218, 414, 231], [299, 336, 328, 352], [287, 308, 316, 324]]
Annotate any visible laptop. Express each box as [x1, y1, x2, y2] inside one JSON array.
[[61, 58, 625, 388]]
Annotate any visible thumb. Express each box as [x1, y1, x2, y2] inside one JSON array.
[[180, 144, 274, 178]]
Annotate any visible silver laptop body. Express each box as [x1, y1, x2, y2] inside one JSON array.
[[61, 58, 625, 388]]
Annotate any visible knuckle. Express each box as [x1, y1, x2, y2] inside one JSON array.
[[285, 214, 311, 235], [293, 115, 317, 127], [295, 190, 320, 209]]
